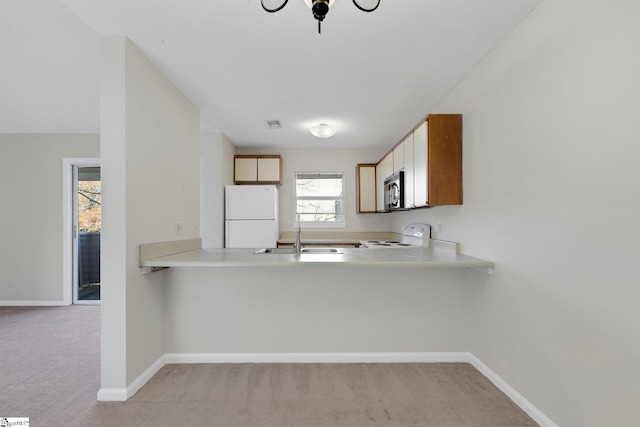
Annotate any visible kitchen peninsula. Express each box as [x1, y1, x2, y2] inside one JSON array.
[[140, 239, 494, 273], [139, 237, 494, 362]]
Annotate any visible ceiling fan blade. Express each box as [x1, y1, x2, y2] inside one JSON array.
[[352, 0, 380, 13], [261, 0, 289, 13]]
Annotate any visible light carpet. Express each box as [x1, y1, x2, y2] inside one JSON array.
[[0, 306, 538, 426]]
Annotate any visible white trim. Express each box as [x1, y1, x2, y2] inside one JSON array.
[[0, 300, 67, 306], [164, 352, 471, 364], [125, 354, 166, 399], [467, 354, 559, 427], [62, 158, 74, 306], [96, 388, 128, 401], [94, 351, 557, 426], [74, 299, 101, 306], [97, 354, 166, 402]]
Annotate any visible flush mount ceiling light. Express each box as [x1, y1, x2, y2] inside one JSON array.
[[309, 123, 337, 138], [261, 0, 381, 34]]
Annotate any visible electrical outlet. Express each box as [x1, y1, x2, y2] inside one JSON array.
[[193, 223, 199, 235], [437, 221, 443, 233], [175, 221, 183, 236]]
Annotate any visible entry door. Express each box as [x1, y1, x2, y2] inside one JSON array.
[[73, 166, 101, 304]]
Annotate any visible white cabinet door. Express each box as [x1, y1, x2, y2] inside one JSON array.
[[393, 143, 403, 173], [257, 157, 281, 182], [378, 153, 393, 211], [357, 165, 377, 213], [413, 121, 428, 207], [375, 162, 385, 212], [375, 153, 392, 211], [381, 152, 393, 179], [234, 157, 258, 182], [403, 133, 414, 208]]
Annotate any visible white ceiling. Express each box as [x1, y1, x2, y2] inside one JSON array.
[[2, 0, 542, 149]]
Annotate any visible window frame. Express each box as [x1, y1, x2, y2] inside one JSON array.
[[293, 171, 346, 228]]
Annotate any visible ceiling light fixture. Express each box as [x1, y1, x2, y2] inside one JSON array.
[[309, 123, 337, 138], [261, 0, 381, 34]]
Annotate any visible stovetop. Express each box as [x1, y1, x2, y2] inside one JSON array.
[[360, 223, 431, 249], [359, 239, 419, 249]]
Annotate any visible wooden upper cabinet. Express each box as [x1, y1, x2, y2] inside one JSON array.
[[364, 113, 462, 213], [356, 164, 377, 213], [234, 155, 283, 184], [413, 114, 463, 207]]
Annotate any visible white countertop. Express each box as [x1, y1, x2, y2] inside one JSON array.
[[140, 246, 494, 273]]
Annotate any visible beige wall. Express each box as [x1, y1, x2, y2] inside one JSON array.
[[390, 0, 640, 425], [238, 147, 391, 233], [100, 36, 200, 394], [0, 133, 99, 303]]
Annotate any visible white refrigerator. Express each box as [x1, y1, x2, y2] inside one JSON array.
[[225, 185, 279, 248]]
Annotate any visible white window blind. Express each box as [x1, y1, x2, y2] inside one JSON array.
[[294, 172, 345, 227]]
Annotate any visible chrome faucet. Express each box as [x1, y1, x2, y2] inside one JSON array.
[[294, 212, 302, 253]]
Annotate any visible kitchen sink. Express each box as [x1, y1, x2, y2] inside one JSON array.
[[301, 247, 343, 254], [253, 247, 343, 254], [253, 248, 296, 254]]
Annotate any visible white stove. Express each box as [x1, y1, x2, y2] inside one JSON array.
[[360, 223, 431, 249]]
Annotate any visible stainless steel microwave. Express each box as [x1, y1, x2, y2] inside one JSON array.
[[384, 170, 405, 211]]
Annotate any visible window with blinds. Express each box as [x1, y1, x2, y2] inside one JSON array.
[[294, 172, 345, 227]]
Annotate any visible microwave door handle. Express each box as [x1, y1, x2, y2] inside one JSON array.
[[390, 185, 394, 206], [391, 183, 398, 207]]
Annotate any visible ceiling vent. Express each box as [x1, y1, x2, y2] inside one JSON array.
[[266, 120, 282, 129]]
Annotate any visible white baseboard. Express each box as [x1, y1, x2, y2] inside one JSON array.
[[97, 354, 166, 402], [96, 388, 128, 401], [164, 351, 471, 364], [0, 300, 67, 306], [101, 351, 556, 426], [125, 354, 166, 399], [467, 354, 558, 427]]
